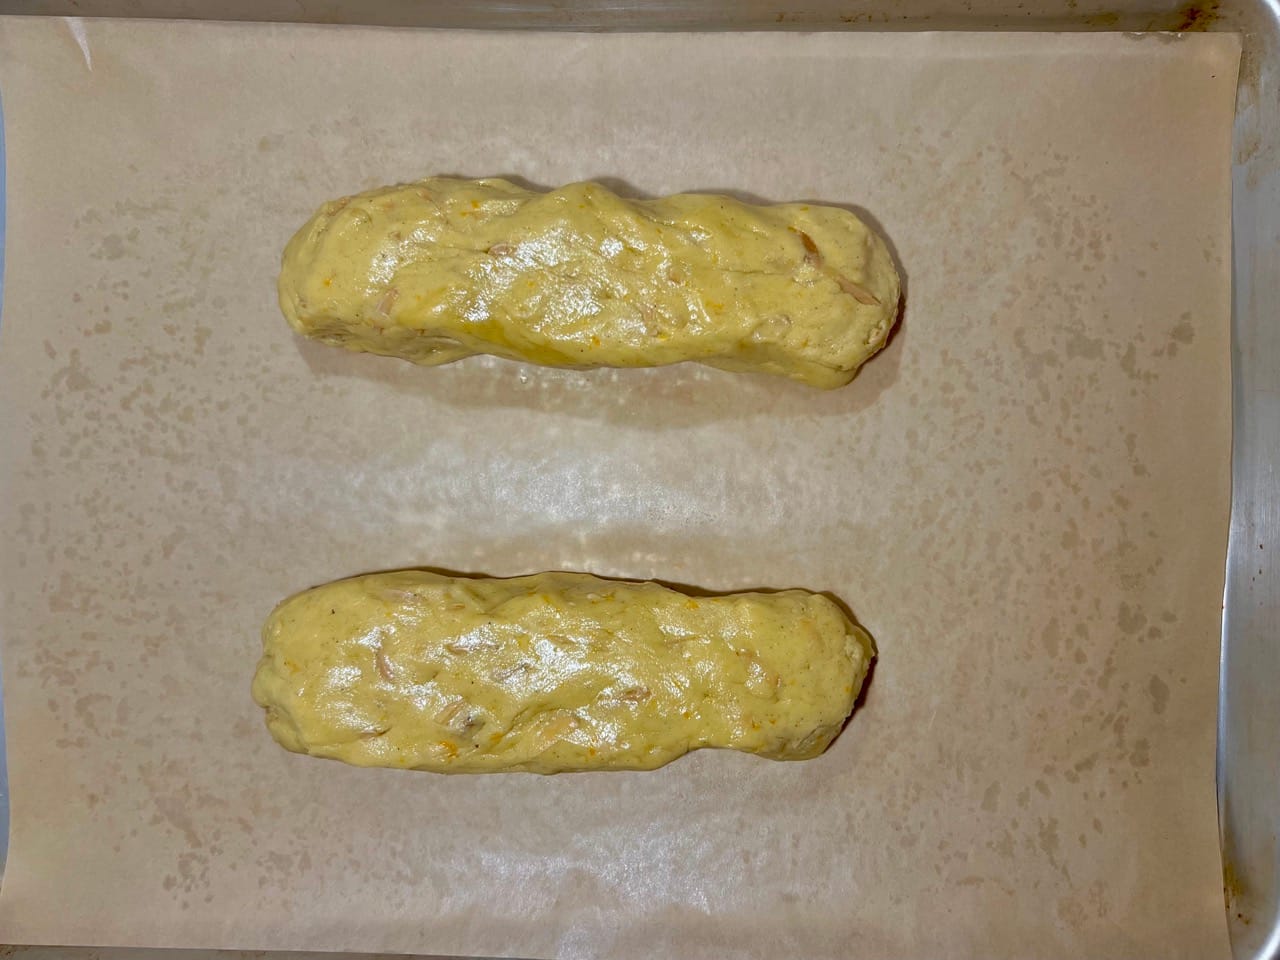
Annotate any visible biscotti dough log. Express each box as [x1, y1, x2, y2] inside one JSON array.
[[251, 570, 874, 774], [278, 177, 900, 389]]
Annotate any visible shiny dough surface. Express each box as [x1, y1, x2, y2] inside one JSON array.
[[251, 570, 874, 774], [278, 177, 901, 388]]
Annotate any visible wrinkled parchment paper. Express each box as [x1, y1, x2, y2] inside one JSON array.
[[0, 18, 1240, 959]]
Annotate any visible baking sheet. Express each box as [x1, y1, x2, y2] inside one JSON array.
[[0, 18, 1240, 959]]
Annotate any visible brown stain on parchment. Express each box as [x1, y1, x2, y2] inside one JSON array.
[[1084, 12, 1121, 27], [1170, 1, 1223, 32]]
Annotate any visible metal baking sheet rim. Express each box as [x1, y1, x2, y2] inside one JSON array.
[[0, 8, 1275, 960]]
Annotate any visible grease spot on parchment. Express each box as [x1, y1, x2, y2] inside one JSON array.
[[1147, 675, 1170, 715], [981, 781, 1000, 813]]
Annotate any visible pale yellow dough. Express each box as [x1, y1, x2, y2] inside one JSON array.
[[251, 570, 874, 774], [279, 177, 900, 388]]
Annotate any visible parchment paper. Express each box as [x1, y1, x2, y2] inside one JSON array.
[[0, 18, 1240, 959]]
